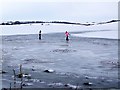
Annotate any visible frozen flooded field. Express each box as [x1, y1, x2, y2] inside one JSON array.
[[1, 31, 119, 89], [0, 1, 119, 89]]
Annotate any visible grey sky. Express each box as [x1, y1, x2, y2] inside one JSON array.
[[0, 0, 119, 22]]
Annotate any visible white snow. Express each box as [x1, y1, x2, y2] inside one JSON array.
[[71, 30, 118, 39], [0, 22, 118, 39]]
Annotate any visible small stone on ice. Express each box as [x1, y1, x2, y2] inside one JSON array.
[[44, 69, 55, 73], [83, 82, 93, 86]]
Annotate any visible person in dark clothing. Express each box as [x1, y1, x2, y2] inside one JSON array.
[[39, 30, 41, 40]]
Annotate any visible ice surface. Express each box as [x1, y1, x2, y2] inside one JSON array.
[[1, 22, 119, 88]]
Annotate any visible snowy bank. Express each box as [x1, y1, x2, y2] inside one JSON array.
[[0, 22, 118, 40], [71, 30, 118, 39]]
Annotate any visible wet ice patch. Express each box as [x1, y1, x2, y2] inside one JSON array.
[[60, 44, 69, 47], [24, 58, 36, 62], [79, 50, 97, 57], [84, 76, 98, 79], [56, 72, 80, 78], [48, 82, 63, 87], [23, 58, 53, 64], [52, 49, 76, 53], [100, 60, 119, 68], [25, 78, 45, 83]]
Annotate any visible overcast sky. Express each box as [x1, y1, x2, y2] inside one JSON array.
[[0, 0, 119, 22]]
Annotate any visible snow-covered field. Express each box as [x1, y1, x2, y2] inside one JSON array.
[[71, 30, 118, 39], [0, 22, 118, 39]]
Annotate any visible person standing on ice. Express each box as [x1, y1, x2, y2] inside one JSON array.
[[65, 31, 70, 41], [39, 30, 42, 40]]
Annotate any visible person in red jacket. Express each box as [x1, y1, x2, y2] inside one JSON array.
[[65, 31, 70, 41]]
